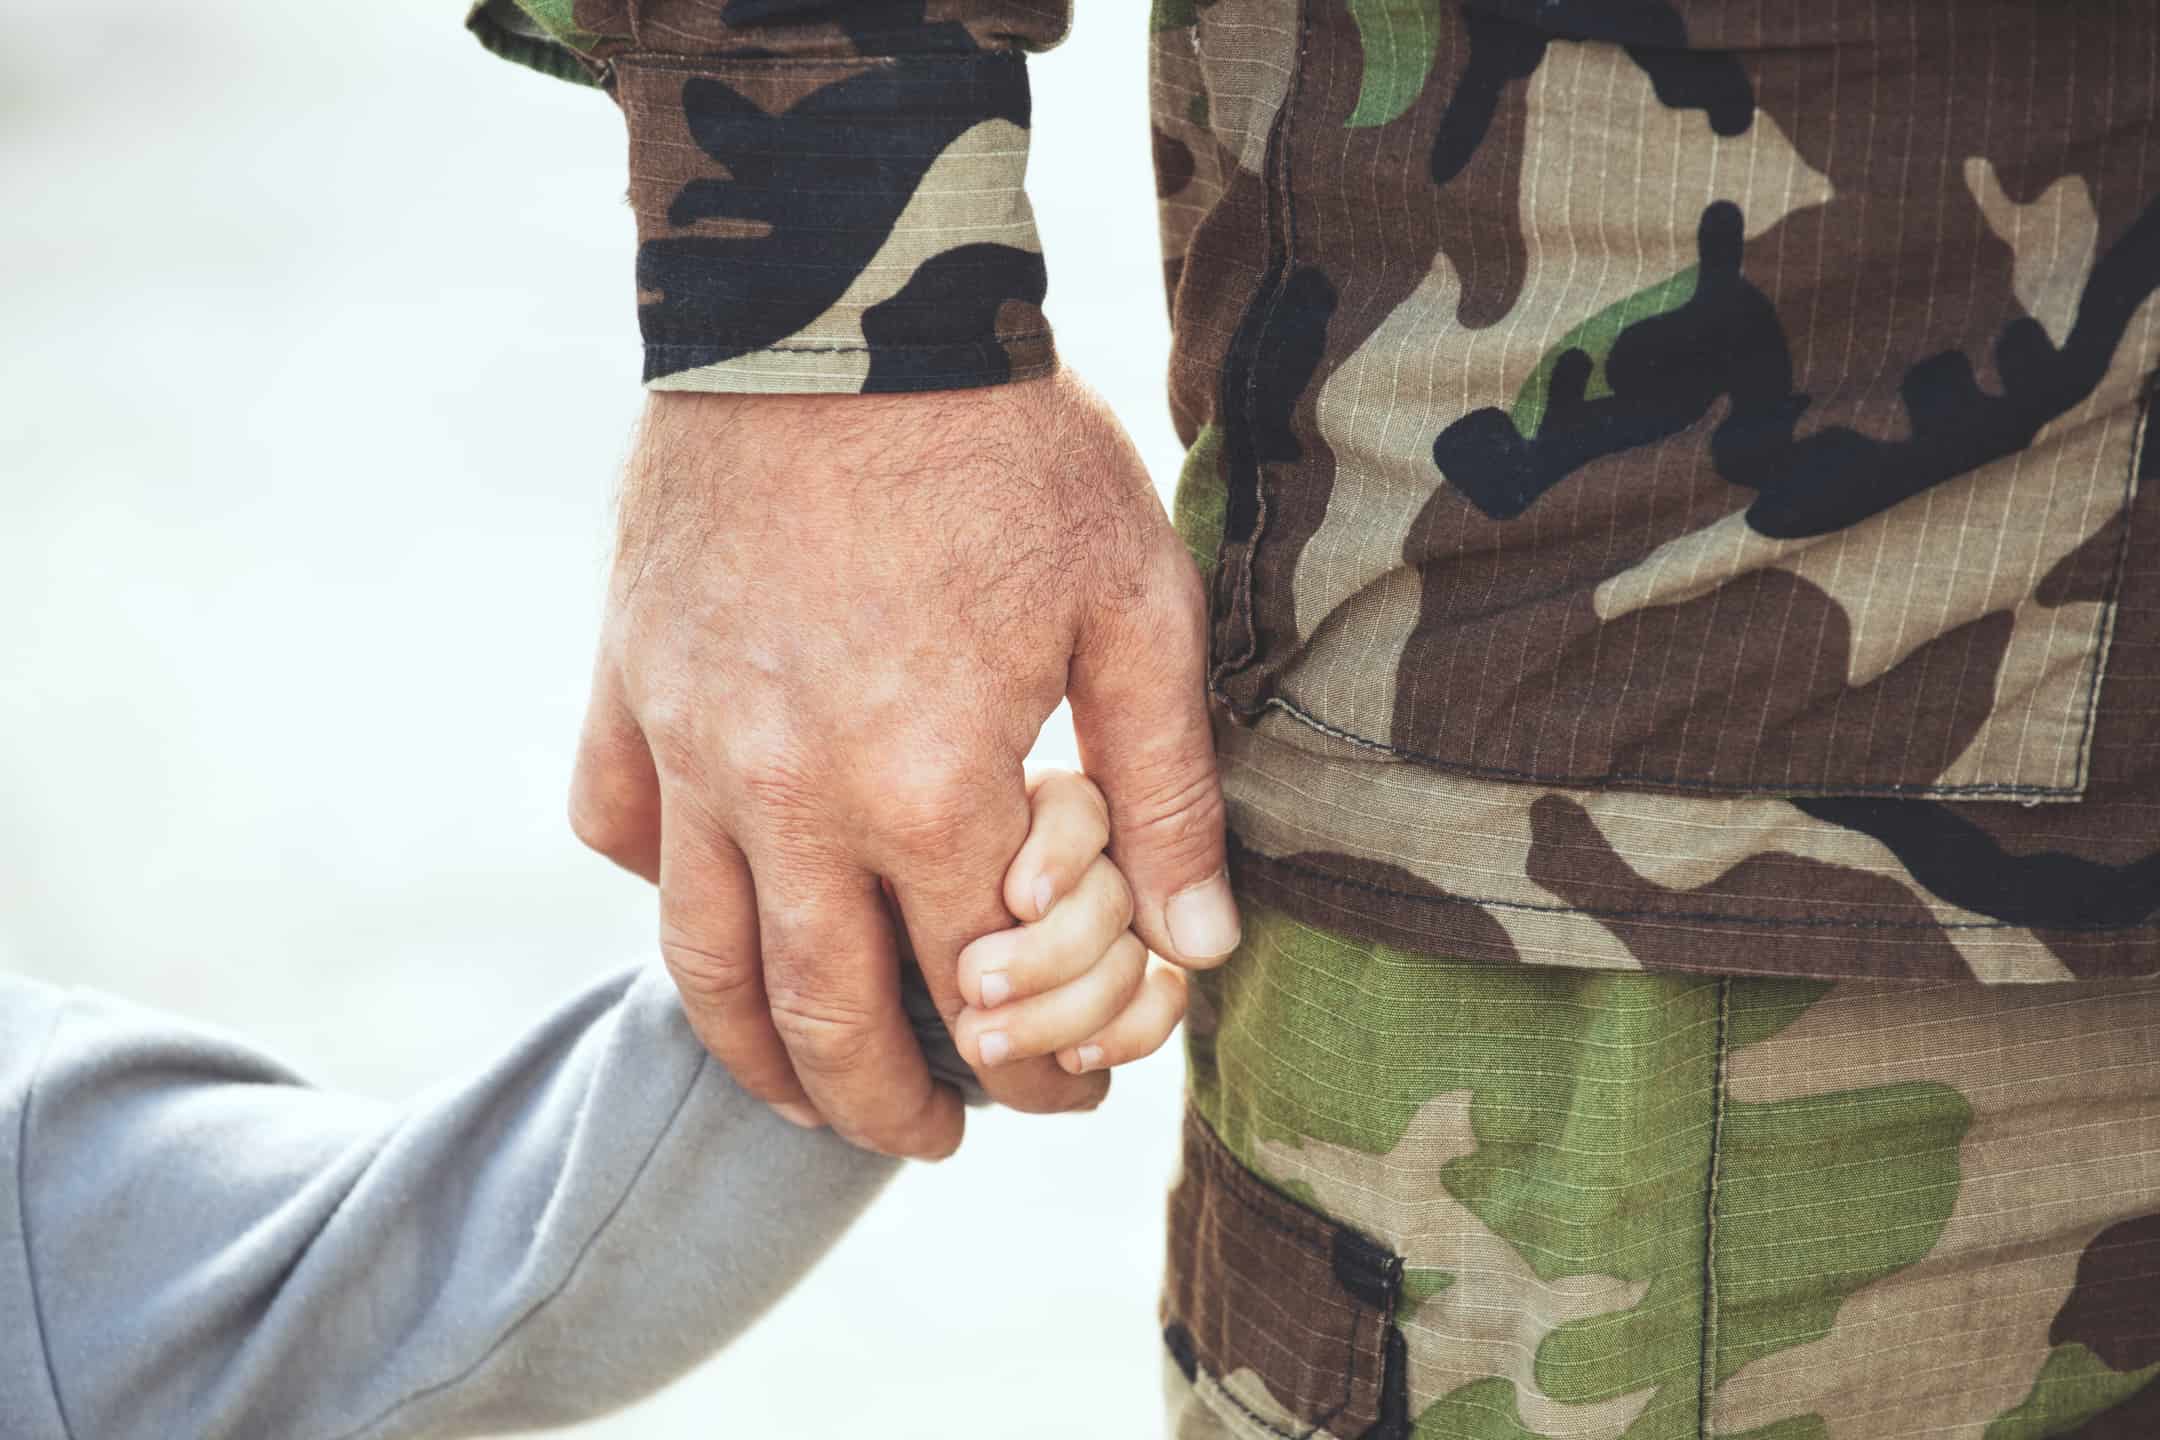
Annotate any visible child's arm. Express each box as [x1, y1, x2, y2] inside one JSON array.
[[0, 964, 898, 1440], [0, 771, 1182, 1440]]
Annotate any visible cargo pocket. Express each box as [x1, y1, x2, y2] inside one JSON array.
[[1162, 1110, 1406, 1440]]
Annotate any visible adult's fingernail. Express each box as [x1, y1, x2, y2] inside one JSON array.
[[1033, 873, 1055, 921], [774, 1101, 824, 1129], [1076, 1044, 1105, 1072], [979, 971, 1012, 1008], [1166, 872, 1241, 961], [978, 1031, 1011, 1067]]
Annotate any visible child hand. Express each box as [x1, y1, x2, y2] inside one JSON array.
[[951, 771, 1191, 1077]]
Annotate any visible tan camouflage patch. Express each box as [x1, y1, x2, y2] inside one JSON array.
[[1967, 159, 2100, 352], [1586, 397, 2143, 795], [1151, 17, 1237, 304], [1258, 1094, 1658, 1440], [1487, 37, 1832, 429], [1222, 710, 2089, 982], [1712, 976, 2160, 1438], [1167, 1359, 1354, 1440], [1287, 41, 1831, 744], [1191, 0, 1298, 177]]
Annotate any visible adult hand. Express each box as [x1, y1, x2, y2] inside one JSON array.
[[567, 369, 1236, 1158]]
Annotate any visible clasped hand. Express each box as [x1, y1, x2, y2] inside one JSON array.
[[568, 371, 1238, 1158]]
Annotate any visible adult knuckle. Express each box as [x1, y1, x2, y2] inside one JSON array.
[[879, 754, 976, 849], [740, 767, 814, 820], [633, 690, 706, 772], [644, 726, 708, 788], [567, 785, 640, 859], [766, 985, 879, 1071], [660, 937, 758, 1008], [1115, 760, 1226, 860], [729, 745, 824, 823], [914, 1126, 962, 1163]]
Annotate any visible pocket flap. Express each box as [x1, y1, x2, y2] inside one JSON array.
[[1163, 1111, 1404, 1440]]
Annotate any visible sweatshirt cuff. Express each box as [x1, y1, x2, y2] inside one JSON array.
[[620, 52, 1056, 395]]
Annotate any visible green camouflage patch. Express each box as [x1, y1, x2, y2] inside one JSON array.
[[1171, 905, 2160, 1439]]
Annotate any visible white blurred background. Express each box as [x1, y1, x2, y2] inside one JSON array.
[[0, 4, 1184, 1435]]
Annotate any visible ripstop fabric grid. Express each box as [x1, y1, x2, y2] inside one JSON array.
[[1161, 903, 2160, 1439]]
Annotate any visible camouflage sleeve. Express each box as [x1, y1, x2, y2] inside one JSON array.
[[466, 1, 1070, 393]]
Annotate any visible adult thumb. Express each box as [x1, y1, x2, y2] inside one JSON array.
[[1069, 553, 1239, 970]]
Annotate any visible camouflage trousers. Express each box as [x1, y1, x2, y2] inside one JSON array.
[[1161, 903, 2160, 1440]]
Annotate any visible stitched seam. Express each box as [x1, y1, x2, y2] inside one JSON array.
[[2075, 373, 2159, 792], [1696, 978, 1730, 1440], [649, 362, 1055, 388], [1232, 691, 2088, 798], [15, 996, 77, 1440], [1317, 1311, 1367, 1438], [629, 256, 1036, 270], [1214, 0, 1311, 685], [614, 52, 1025, 76], [1232, 836, 2160, 936], [639, 356, 1054, 388], [1306, 1292, 1372, 1440], [326, 1051, 711, 1440], [645, 333, 1050, 355]]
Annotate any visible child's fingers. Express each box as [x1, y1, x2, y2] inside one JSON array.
[[959, 853, 1132, 1008], [1005, 770, 1111, 922], [954, 931, 1147, 1069], [1059, 963, 1189, 1074]]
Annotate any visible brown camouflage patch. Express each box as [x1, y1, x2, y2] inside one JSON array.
[[1215, 706, 2160, 982], [1525, 792, 1976, 979], [2053, 1212, 2160, 1373], [1162, 1110, 1401, 1440], [1712, 974, 2160, 1436]]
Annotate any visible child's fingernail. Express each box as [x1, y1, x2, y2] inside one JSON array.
[[978, 1031, 1011, 1067], [774, 1101, 824, 1129], [1032, 873, 1055, 920], [1077, 1044, 1105, 1072], [979, 971, 1012, 1008], [1167, 872, 1241, 961]]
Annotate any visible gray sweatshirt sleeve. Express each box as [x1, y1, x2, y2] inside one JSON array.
[[0, 965, 904, 1440]]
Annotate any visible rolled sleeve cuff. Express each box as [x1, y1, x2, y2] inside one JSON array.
[[621, 51, 1057, 395]]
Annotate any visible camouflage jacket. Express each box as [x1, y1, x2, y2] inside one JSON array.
[[476, 0, 2160, 985]]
